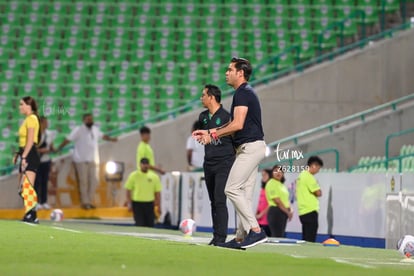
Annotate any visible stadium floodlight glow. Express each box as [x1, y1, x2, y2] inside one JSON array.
[[104, 161, 125, 182], [106, 161, 117, 175], [171, 171, 181, 177]]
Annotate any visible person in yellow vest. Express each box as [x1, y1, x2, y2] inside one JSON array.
[[296, 156, 323, 242], [14, 96, 41, 223], [125, 158, 162, 227], [136, 126, 165, 174], [266, 165, 293, 237]]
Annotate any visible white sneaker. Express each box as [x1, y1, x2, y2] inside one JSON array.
[[36, 204, 43, 210], [42, 203, 51, 210]]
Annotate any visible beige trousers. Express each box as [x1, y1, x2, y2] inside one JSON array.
[[75, 162, 98, 205], [224, 140, 266, 239]]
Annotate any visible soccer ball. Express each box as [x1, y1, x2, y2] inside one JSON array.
[[397, 235, 414, 258], [179, 218, 196, 236], [50, 209, 64, 222]]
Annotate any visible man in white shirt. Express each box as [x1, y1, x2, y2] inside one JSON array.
[[186, 121, 205, 171], [34, 116, 56, 210], [57, 114, 117, 209]]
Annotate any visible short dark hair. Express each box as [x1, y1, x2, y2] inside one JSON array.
[[192, 120, 202, 131], [204, 84, 221, 103], [140, 126, 151, 134], [231, 57, 253, 81], [272, 165, 285, 183], [140, 158, 150, 164], [307, 156, 324, 167], [83, 113, 92, 120]]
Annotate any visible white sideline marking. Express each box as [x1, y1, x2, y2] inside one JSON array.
[[332, 258, 374, 269], [368, 261, 413, 266], [400, 258, 414, 263], [22, 222, 38, 227], [290, 255, 307, 259], [331, 257, 411, 266], [52, 227, 82, 233], [103, 231, 210, 244]]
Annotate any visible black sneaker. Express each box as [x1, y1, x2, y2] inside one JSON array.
[[240, 229, 267, 249], [216, 238, 246, 250], [209, 237, 226, 246], [22, 209, 39, 224]]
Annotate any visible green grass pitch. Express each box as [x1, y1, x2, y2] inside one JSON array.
[[0, 220, 413, 276]]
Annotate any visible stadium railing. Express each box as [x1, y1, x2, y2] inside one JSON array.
[[266, 94, 414, 150], [385, 128, 414, 169], [348, 153, 414, 173]]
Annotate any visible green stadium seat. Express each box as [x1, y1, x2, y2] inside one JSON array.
[[313, 16, 336, 35], [336, 9, 359, 37], [382, 0, 401, 13], [181, 85, 201, 101], [313, 5, 335, 34], [267, 16, 290, 33], [290, 3, 312, 19], [200, 3, 221, 17], [199, 15, 221, 30], [223, 3, 243, 17], [357, 0, 379, 25], [290, 16, 312, 34], [268, 0, 290, 4], [294, 29, 316, 61], [137, 2, 157, 16], [158, 98, 182, 113], [181, 3, 199, 16], [176, 16, 199, 29], [336, 0, 357, 6], [268, 3, 289, 17], [400, 144, 408, 155], [277, 51, 296, 71], [313, 0, 335, 5], [153, 15, 175, 28], [158, 2, 179, 16], [317, 29, 337, 52]]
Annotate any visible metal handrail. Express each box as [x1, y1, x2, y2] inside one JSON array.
[[267, 94, 414, 148], [385, 128, 414, 169], [348, 153, 414, 173]]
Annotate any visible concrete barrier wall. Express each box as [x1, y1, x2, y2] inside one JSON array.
[[280, 105, 414, 171]]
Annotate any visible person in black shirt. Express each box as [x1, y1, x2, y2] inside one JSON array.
[[193, 57, 267, 249], [199, 84, 235, 246]]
